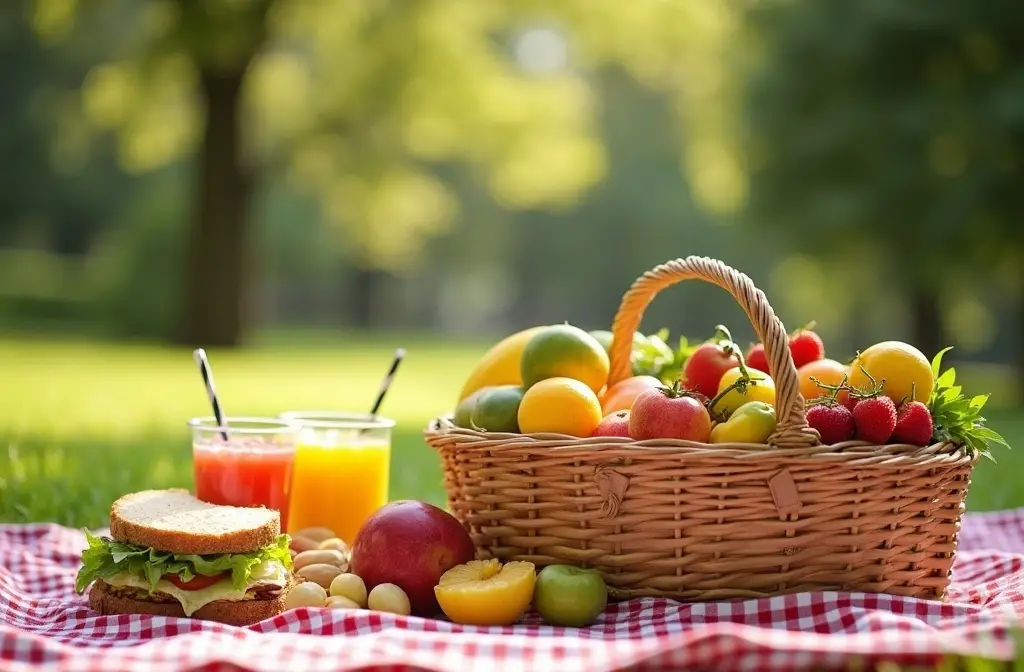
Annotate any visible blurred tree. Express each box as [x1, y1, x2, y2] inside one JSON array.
[[743, 0, 1024, 363], [0, 2, 129, 256], [36, 0, 746, 346]]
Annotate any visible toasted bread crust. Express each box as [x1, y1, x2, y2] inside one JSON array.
[[88, 579, 292, 626], [109, 489, 280, 555]]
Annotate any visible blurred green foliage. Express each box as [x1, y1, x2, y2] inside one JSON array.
[[744, 0, 1024, 362], [0, 0, 1022, 376]]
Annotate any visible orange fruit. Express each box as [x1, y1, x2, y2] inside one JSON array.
[[848, 341, 933, 404], [518, 377, 603, 437], [601, 375, 663, 415], [520, 325, 610, 394], [798, 359, 850, 405], [434, 559, 536, 626]]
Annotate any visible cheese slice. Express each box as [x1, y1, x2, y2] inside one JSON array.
[[102, 560, 289, 617]]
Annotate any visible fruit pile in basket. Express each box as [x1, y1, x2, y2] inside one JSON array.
[[453, 322, 1008, 454]]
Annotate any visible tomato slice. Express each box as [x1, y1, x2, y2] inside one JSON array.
[[165, 572, 227, 591]]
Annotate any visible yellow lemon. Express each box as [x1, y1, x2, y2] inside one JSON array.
[[458, 326, 549, 403], [434, 559, 536, 626], [848, 341, 933, 404], [520, 324, 610, 394], [517, 377, 603, 437], [711, 367, 776, 417]]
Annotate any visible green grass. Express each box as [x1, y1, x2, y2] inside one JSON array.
[[2, 332, 1024, 527], [0, 332, 495, 527]]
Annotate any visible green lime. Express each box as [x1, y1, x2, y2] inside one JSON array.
[[532, 564, 608, 627], [470, 385, 524, 433], [454, 388, 488, 428]]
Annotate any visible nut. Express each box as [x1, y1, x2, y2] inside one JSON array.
[[284, 582, 327, 610], [296, 563, 344, 589], [367, 583, 411, 616], [326, 595, 361, 610], [329, 573, 367, 607], [289, 535, 321, 554], [294, 527, 337, 544], [318, 537, 350, 554], [293, 549, 348, 572]]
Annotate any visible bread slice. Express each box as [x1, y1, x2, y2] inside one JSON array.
[[88, 579, 292, 627], [108, 489, 280, 555]]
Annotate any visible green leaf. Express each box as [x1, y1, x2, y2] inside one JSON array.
[[972, 426, 1011, 448], [969, 394, 989, 410], [935, 366, 956, 389], [931, 346, 953, 380], [924, 344, 1008, 460], [75, 532, 293, 594]]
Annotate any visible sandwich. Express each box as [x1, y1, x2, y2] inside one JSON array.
[[75, 489, 294, 626]]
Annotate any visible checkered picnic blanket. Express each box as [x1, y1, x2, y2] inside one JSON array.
[[3, 511, 1024, 672]]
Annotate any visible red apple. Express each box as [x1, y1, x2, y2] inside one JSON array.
[[349, 500, 476, 617], [591, 410, 631, 437], [629, 381, 712, 442]]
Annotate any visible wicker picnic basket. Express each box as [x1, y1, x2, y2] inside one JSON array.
[[424, 256, 978, 601]]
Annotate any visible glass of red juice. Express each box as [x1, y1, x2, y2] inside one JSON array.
[[189, 416, 298, 532]]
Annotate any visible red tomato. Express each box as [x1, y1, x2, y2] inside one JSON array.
[[629, 383, 712, 442], [165, 572, 227, 591], [681, 341, 742, 399]]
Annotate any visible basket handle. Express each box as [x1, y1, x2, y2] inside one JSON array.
[[608, 256, 820, 449]]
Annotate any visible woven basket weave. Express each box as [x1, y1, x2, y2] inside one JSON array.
[[424, 256, 977, 601]]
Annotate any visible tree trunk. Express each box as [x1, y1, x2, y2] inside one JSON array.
[[910, 286, 943, 362], [176, 68, 252, 348], [347, 267, 387, 329]]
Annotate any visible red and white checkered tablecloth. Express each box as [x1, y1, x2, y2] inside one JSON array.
[[3, 510, 1024, 672]]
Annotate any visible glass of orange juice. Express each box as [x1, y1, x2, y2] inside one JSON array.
[[278, 411, 394, 544]]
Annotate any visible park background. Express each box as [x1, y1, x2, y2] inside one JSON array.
[[2, 0, 1024, 529]]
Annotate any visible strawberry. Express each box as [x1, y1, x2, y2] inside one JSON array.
[[789, 329, 825, 369], [806, 402, 854, 445], [852, 396, 897, 444], [892, 400, 934, 447], [745, 343, 771, 374]]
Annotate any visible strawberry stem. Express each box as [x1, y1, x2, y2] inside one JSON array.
[[849, 364, 885, 400], [808, 373, 848, 407], [789, 320, 817, 337]]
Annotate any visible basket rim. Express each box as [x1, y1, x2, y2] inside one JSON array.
[[424, 415, 978, 466]]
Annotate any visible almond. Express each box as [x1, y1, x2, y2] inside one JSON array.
[[296, 563, 344, 589]]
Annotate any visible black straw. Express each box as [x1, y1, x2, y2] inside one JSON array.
[[369, 348, 405, 418], [193, 348, 229, 441]]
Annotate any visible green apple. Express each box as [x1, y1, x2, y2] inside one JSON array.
[[532, 564, 608, 627]]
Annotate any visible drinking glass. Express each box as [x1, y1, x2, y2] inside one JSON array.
[[189, 416, 299, 531], [278, 411, 395, 544]]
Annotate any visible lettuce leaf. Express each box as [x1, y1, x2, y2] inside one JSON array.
[[75, 530, 293, 594]]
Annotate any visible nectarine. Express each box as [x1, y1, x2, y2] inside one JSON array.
[[349, 500, 476, 617]]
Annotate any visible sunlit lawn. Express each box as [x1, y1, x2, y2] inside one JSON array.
[[0, 330, 493, 527], [2, 331, 1024, 528]]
